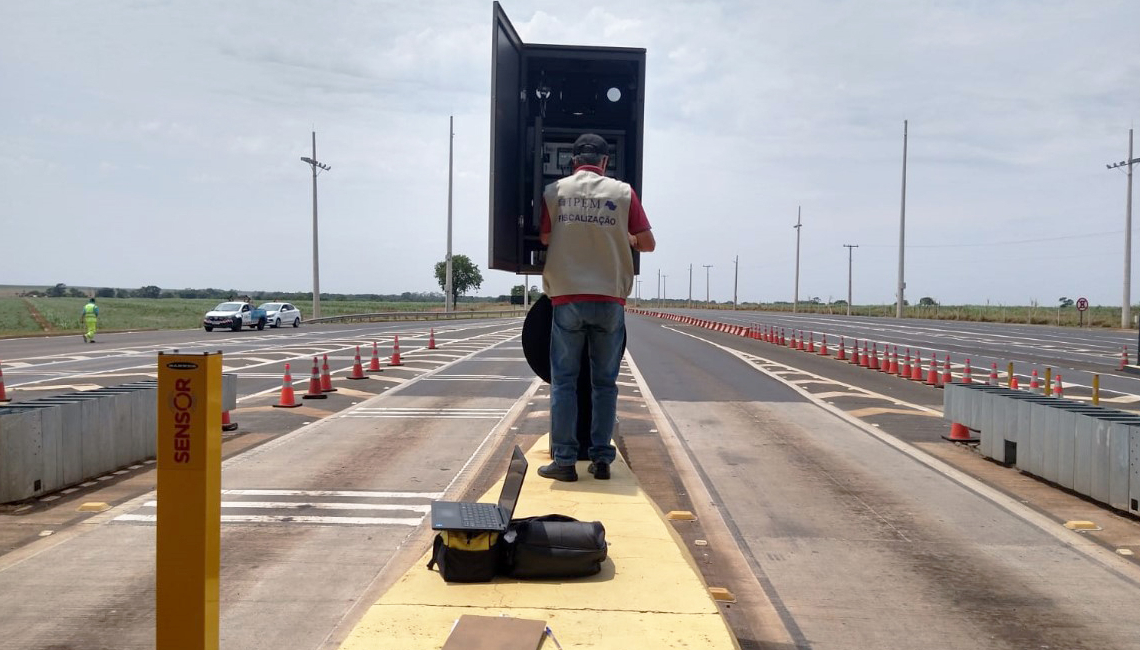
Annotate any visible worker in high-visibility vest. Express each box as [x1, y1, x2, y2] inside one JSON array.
[[80, 298, 99, 343]]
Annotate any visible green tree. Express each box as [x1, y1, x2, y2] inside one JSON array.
[[46, 283, 67, 297], [434, 254, 483, 305], [1059, 297, 1074, 308], [918, 296, 937, 307], [67, 287, 87, 298], [134, 285, 162, 299], [95, 287, 116, 298]]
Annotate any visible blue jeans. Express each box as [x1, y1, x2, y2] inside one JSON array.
[[550, 301, 625, 466]]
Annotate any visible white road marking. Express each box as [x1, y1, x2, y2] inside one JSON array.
[[221, 489, 441, 498], [140, 500, 430, 513], [113, 514, 422, 526]]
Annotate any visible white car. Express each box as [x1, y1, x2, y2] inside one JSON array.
[[258, 302, 302, 328]]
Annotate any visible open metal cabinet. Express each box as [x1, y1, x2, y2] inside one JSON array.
[[488, 1, 646, 276]]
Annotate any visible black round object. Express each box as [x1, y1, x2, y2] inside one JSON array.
[[520, 295, 628, 461], [521, 295, 554, 383]]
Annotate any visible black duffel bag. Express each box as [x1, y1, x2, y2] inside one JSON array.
[[502, 514, 607, 579]]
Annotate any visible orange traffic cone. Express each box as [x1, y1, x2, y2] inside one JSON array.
[[889, 346, 899, 374], [320, 354, 337, 392], [820, 334, 829, 356], [368, 342, 383, 372], [942, 355, 952, 385], [852, 339, 862, 365], [348, 346, 367, 380], [429, 328, 437, 350], [881, 346, 893, 373], [390, 335, 404, 366], [272, 363, 302, 408], [870, 344, 881, 370], [911, 351, 924, 381], [901, 349, 912, 377], [0, 360, 9, 403], [943, 422, 978, 442], [1011, 376, 1020, 389], [221, 410, 239, 432], [1029, 369, 1039, 390], [989, 363, 999, 386], [1054, 375, 1064, 397], [962, 359, 973, 384], [861, 342, 871, 368], [1121, 345, 1129, 370], [807, 332, 816, 353], [836, 336, 846, 360], [926, 355, 939, 386], [302, 357, 327, 400]]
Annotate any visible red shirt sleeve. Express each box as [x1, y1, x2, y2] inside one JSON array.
[[628, 189, 650, 234]]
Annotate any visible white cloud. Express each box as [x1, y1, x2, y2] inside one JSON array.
[[0, 0, 1137, 305]]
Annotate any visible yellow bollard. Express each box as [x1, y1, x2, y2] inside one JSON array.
[[1007, 362, 1014, 388], [156, 351, 222, 650], [1093, 374, 1100, 406], [1044, 367, 1052, 397]]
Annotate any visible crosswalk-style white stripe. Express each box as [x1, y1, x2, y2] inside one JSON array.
[[113, 488, 436, 527], [221, 488, 442, 498], [115, 514, 421, 526], [141, 500, 429, 513], [422, 374, 532, 381], [341, 407, 510, 419]]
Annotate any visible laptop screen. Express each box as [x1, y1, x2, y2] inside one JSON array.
[[497, 446, 528, 518]]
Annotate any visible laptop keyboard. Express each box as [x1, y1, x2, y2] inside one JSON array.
[[459, 503, 501, 528]]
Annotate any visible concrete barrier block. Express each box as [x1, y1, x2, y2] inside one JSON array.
[[37, 405, 64, 494], [1055, 410, 1077, 489], [1130, 428, 1140, 515], [0, 407, 43, 502], [222, 374, 237, 411], [1109, 422, 1134, 511]]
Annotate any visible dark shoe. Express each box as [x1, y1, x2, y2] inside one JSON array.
[[588, 461, 610, 480], [537, 462, 578, 482]]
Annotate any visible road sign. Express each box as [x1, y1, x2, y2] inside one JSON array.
[[1076, 297, 1089, 312]]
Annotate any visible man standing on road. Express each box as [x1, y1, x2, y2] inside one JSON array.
[[536, 133, 656, 482], [81, 298, 99, 343]]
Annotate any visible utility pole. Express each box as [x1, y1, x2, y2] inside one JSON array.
[[793, 207, 802, 313], [662, 275, 667, 307], [1107, 128, 1138, 329], [688, 264, 693, 310], [897, 119, 908, 319], [703, 265, 712, 304], [843, 244, 858, 317], [445, 116, 455, 312], [635, 279, 642, 307], [300, 131, 331, 320], [523, 274, 529, 310], [657, 269, 661, 307], [733, 255, 739, 310]]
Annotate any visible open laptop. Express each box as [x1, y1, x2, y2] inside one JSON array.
[[430, 445, 528, 532]]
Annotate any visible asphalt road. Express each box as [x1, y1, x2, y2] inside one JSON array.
[[646, 308, 1140, 406], [625, 315, 1140, 649], [3, 313, 1140, 649]]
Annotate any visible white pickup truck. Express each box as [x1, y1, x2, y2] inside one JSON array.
[[202, 302, 267, 332]]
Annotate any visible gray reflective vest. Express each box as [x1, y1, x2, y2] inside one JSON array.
[[542, 170, 634, 299]]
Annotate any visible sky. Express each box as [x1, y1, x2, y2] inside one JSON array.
[[2, 0, 1138, 307]]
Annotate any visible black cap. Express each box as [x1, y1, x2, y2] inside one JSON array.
[[572, 133, 608, 156]]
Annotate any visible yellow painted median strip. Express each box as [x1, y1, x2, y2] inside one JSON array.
[[337, 437, 738, 650]]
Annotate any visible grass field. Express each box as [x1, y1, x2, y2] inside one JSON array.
[[638, 300, 1131, 328], [0, 297, 510, 337], [2, 296, 1131, 337]]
